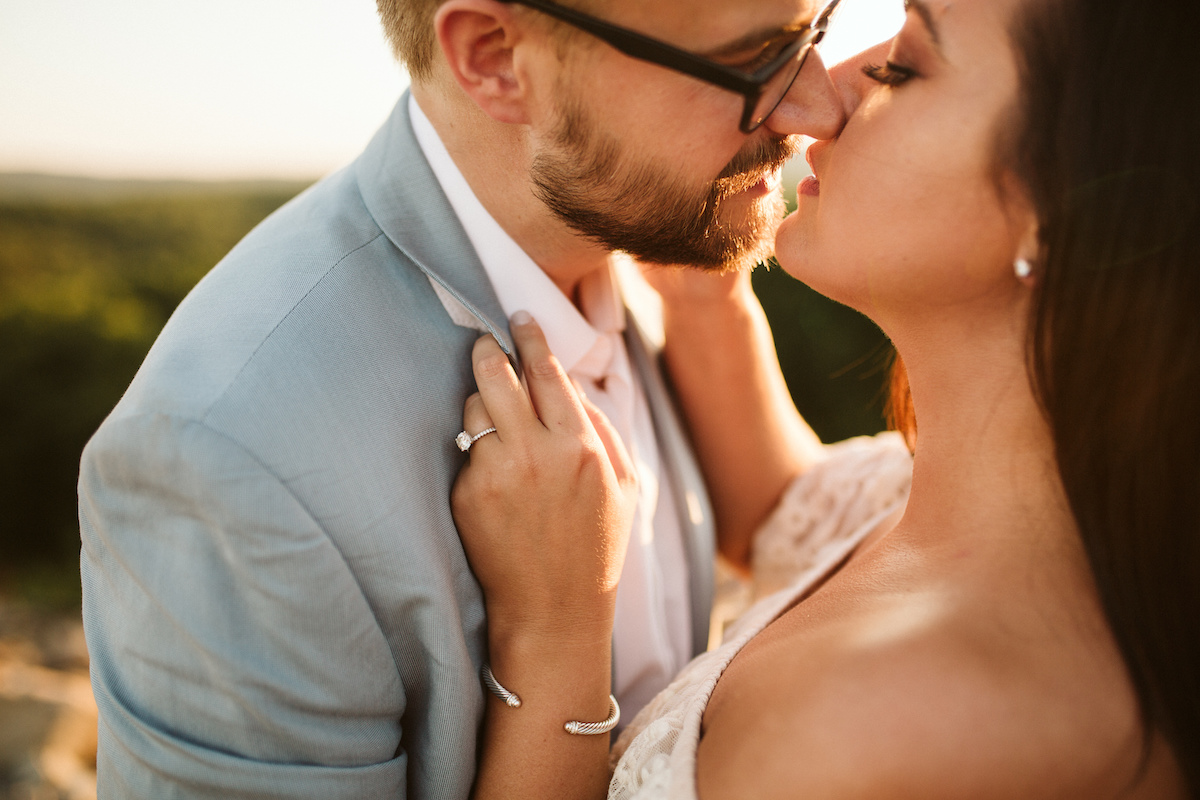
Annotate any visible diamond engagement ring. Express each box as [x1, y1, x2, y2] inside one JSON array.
[[455, 427, 497, 452]]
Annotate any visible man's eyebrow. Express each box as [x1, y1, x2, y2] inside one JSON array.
[[905, 0, 942, 47], [698, 17, 814, 59]]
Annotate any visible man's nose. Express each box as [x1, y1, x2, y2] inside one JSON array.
[[761, 50, 846, 139], [828, 40, 894, 119]]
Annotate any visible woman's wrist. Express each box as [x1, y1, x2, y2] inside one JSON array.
[[485, 601, 615, 661], [660, 275, 760, 333], [484, 582, 615, 655], [483, 616, 615, 720], [661, 285, 764, 365]]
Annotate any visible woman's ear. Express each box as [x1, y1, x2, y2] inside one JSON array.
[[1013, 221, 1040, 284], [435, 0, 531, 125], [999, 169, 1041, 285]]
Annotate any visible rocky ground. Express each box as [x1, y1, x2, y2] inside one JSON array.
[[0, 602, 96, 800]]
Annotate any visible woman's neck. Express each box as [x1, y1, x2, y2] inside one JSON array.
[[890, 312, 1077, 554]]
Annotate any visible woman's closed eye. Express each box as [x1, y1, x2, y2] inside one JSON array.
[[862, 61, 918, 87]]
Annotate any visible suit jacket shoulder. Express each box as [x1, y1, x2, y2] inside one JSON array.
[[82, 94, 504, 800]]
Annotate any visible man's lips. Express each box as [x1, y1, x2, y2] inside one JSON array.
[[718, 167, 780, 196], [716, 136, 799, 196]]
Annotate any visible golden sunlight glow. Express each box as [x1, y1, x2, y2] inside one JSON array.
[[0, 0, 903, 180]]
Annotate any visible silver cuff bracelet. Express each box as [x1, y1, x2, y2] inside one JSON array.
[[481, 663, 620, 735]]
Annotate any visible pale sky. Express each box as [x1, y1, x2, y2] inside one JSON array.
[[0, 0, 903, 180]]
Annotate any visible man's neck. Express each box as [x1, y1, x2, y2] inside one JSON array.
[[412, 83, 614, 305]]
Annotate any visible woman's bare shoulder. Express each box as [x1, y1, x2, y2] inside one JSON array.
[[695, 587, 1165, 800]]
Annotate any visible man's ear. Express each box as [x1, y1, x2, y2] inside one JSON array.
[[435, 0, 531, 125]]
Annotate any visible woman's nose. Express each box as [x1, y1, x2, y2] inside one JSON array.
[[828, 39, 894, 119], [762, 49, 846, 140]]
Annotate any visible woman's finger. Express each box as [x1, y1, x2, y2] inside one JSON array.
[[471, 334, 539, 434], [461, 393, 497, 452], [509, 311, 587, 434], [576, 383, 637, 489]]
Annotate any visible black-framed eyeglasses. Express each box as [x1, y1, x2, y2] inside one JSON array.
[[499, 0, 843, 133]]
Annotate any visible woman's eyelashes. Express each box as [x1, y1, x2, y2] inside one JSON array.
[[862, 61, 918, 87]]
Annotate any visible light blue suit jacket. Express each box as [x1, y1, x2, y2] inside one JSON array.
[[79, 94, 715, 800]]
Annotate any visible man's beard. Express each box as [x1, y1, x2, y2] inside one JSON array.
[[529, 97, 798, 273]]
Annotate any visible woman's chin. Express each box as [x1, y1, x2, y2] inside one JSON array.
[[773, 213, 870, 315], [772, 210, 811, 280]]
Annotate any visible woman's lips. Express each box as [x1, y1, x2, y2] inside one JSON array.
[[801, 140, 829, 197]]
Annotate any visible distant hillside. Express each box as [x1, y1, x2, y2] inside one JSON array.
[[0, 172, 313, 204]]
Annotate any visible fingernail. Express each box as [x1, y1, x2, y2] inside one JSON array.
[[511, 310, 534, 326]]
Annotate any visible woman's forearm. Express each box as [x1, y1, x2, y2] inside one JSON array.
[[660, 273, 822, 571]]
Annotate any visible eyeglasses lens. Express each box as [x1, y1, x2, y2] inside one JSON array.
[[748, 44, 812, 131]]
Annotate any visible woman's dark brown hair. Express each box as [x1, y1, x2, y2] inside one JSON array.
[[889, 0, 1199, 791], [1010, 0, 1198, 790], [1012, 0, 1200, 790]]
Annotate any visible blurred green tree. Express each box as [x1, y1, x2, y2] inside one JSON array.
[[753, 263, 891, 444]]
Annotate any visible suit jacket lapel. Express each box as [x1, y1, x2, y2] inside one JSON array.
[[355, 92, 516, 360]]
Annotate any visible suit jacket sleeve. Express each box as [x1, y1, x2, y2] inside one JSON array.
[[80, 412, 409, 800]]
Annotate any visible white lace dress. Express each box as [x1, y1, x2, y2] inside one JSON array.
[[608, 433, 913, 800]]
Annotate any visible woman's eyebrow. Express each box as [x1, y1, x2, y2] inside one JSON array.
[[905, 0, 943, 49]]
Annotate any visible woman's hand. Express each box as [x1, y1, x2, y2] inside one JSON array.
[[454, 313, 636, 800], [452, 312, 638, 644]]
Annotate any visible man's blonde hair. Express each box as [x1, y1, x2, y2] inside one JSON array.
[[377, 0, 446, 82], [376, 0, 595, 82]]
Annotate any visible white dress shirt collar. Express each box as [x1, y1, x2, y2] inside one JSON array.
[[407, 95, 625, 374]]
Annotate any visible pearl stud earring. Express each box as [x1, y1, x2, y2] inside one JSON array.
[[1014, 257, 1033, 279]]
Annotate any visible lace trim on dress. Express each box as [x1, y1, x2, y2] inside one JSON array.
[[608, 433, 913, 800], [750, 433, 914, 600]]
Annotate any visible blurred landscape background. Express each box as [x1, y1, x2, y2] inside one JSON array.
[[1, 0, 903, 796]]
